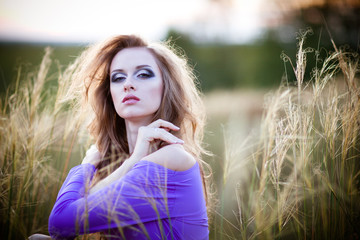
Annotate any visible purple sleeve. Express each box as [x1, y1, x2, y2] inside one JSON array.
[[48, 162, 175, 239]]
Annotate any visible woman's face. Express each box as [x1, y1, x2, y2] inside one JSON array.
[[110, 47, 163, 123]]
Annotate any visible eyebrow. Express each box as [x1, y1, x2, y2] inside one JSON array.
[[111, 65, 152, 74], [136, 65, 152, 70]]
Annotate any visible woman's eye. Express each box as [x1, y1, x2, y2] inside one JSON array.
[[111, 73, 126, 82], [137, 69, 154, 79]]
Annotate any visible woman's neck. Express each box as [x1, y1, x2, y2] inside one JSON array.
[[125, 117, 152, 154]]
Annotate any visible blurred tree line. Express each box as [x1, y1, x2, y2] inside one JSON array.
[[164, 0, 359, 92], [0, 43, 85, 95], [164, 29, 286, 91], [0, 34, 287, 94], [0, 0, 358, 94], [261, 0, 360, 83]]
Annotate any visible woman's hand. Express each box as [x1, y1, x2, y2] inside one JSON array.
[[81, 144, 102, 167], [131, 119, 183, 161]]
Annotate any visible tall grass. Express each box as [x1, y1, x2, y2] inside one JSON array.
[[0, 47, 88, 239], [214, 31, 360, 239]]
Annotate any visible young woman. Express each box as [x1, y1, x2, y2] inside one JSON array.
[[48, 35, 210, 239]]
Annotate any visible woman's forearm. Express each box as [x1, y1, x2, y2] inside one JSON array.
[[89, 157, 139, 193]]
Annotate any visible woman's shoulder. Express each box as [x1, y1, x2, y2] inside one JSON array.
[[144, 144, 196, 171]]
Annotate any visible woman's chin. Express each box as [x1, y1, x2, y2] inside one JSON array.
[[121, 113, 155, 124]]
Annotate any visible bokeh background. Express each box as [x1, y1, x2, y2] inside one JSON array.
[[1, 0, 359, 93], [0, 0, 359, 239]]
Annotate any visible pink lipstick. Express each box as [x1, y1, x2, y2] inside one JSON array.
[[122, 94, 140, 104]]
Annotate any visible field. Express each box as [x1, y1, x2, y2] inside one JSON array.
[[1, 33, 360, 239]]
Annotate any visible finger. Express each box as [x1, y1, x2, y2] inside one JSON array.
[[149, 119, 180, 131], [153, 128, 184, 144]]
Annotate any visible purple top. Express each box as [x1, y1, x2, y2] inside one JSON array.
[[48, 160, 209, 239]]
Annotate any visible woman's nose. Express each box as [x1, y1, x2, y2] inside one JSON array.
[[123, 77, 136, 91]]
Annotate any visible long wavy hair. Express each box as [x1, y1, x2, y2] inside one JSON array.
[[69, 35, 210, 202]]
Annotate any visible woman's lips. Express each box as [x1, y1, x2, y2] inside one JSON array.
[[122, 95, 140, 104]]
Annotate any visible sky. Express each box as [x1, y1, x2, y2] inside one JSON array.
[[0, 0, 267, 44]]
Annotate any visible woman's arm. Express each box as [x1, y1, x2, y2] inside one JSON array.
[[91, 143, 195, 193], [48, 161, 176, 239], [89, 156, 138, 193], [80, 144, 138, 193], [88, 119, 183, 193]]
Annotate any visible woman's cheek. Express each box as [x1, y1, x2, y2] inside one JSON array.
[[110, 86, 123, 115]]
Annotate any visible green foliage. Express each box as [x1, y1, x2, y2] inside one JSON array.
[[0, 42, 85, 95], [165, 30, 286, 91]]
